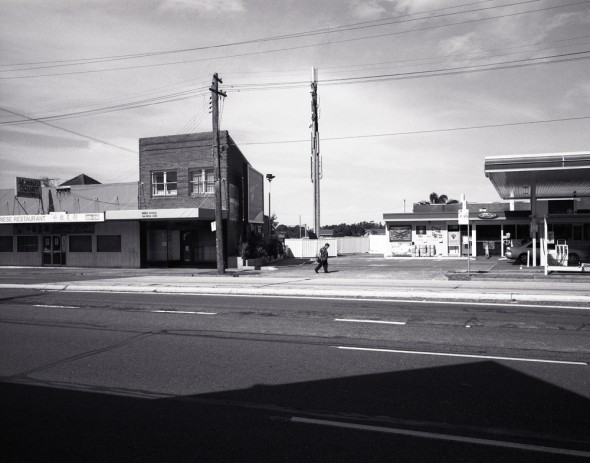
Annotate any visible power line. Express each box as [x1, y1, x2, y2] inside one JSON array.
[[0, 0, 531, 70], [0, 106, 138, 154], [2, 1, 585, 80], [2, 48, 588, 126], [236, 115, 590, 146]]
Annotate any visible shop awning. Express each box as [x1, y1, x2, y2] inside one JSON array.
[[484, 152, 590, 199]]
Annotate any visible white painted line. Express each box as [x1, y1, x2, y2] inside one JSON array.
[[151, 310, 217, 315], [335, 318, 406, 325], [144, 293, 590, 311], [290, 417, 590, 458], [42, 289, 590, 310], [335, 346, 588, 366], [33, 304, 79, 309]]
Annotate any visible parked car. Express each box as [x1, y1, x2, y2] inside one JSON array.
[[505, 240, 540, 264], [506, 240, 590, 266]]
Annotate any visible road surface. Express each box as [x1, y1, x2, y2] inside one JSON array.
[[1, 289, 589, 462]]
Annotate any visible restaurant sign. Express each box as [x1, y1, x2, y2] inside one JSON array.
[[0, 212, 104, 224]]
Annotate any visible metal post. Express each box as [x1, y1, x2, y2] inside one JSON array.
[[467, 222, 471, 276], [310, 66, 321, 236], [266, 174, 275, 238]]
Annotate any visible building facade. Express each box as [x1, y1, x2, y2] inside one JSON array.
[[0, 131, 264, 268]]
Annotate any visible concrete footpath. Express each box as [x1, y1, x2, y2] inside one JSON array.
[[1, 255, 589, 305]]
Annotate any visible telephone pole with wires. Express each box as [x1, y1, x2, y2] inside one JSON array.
[[310, 66, 322, 236], [210, 73, 227, 274]]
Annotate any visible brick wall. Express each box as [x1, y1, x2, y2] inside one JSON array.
[[139, 131, 228, 210]]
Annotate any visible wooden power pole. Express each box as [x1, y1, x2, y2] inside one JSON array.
[[210, 73, 227, 274]]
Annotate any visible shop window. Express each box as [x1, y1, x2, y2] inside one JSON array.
[[190, 168, 215, 194], [0, 236, 13, 252], [17, 236, 38, 252], [97, 235, 121, 252], [151, 171, 177, 196], [70, 235, 93, 252]]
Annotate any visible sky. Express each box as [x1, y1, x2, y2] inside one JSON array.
[[1, 0, 589, 227]]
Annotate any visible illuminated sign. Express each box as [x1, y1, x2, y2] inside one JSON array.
[[15, 177, 42, 199], [478, 212, 498, 219]]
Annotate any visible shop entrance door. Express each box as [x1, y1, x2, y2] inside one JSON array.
[[43, 235, 65, 265]]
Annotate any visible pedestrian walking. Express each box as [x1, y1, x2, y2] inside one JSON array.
[[314, 243, 330, 273]]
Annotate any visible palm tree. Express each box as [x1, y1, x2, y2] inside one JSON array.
[[428, 193, 457, 204]]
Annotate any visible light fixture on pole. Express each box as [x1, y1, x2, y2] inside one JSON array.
[[266, 174, 275, 237]]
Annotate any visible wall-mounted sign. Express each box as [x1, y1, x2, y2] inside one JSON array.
[[0, 212, 104, 224], [16, 177, 42, 199], [106, 208, 215, 220], [247, 166, 264, 224], [478, 212, 498, 219], [458, 208, 470, 225]]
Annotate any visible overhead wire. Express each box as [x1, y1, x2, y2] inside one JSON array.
[[1, 1, 585, 80], [0, 106, 138, 154], [236, 115, 590, 146], [0, 0, 532, 70]]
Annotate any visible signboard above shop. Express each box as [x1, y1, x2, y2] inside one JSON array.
[[0, 212, 104, 224], [15, 177, 42, 199]]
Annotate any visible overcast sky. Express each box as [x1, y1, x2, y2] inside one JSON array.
[[1, 0, 589, 226]]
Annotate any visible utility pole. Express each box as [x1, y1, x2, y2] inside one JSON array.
[[266, 174, 275, 238], [210, 73, 227, 275], [310, 66, 321, 236]]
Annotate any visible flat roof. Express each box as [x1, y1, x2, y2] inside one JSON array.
[[484, 151, 590, 199]]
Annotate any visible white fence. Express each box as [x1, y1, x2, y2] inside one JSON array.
[[284, 236, 387, 258], [284, 238, 338, 258]]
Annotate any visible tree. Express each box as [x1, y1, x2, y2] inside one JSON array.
[[428, 192, 457, 204]]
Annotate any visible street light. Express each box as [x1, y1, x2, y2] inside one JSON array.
[[266, 174, 275, 238]]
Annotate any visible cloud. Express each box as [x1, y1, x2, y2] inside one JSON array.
[[349, 0, 389, 18], [160, 0, 245, 14], [437, 32, 479, 56]]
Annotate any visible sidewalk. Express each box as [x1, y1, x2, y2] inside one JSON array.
[[1, 256, 589, 305]]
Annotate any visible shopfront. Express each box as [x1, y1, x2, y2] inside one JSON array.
[[383, 205, 532, 258]]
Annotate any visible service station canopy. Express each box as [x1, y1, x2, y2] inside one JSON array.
[[484, 152, 590, 200]]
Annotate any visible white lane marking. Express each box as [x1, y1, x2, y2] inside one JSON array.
[[290, 417, 590, 458], [335, 318, 405, 325], [60, 291, 590, 311], [33, 304, 79, 309], [151, 310, 217, 315], [335, 346, 588, 366]]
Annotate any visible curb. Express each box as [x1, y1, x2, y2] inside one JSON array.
[[2, 283, 590, 305]]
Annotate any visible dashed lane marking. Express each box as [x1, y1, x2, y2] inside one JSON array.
[[33, 304, 79, 309], [150, 310, 217, 315], [335, 318, 406, 325]]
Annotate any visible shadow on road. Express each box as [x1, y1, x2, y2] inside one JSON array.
[[3, 362, 589, 462]]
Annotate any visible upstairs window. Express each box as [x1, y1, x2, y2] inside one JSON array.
[[190, 169, 215, 194], [151, 171, 177, 196]]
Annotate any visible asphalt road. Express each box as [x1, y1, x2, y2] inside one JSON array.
[[1, 290, 589, 462]]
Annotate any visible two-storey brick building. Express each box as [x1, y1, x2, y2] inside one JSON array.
[[136, 131, 264, 267]]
